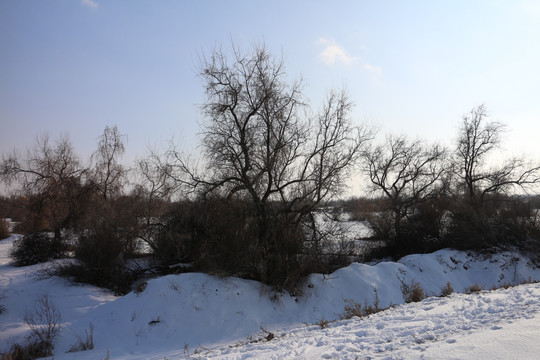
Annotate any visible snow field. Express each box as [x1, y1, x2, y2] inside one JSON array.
[[203, 284, 540, 359], [1, 234, 540, 359]]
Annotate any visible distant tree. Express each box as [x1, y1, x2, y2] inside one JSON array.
[[0, 134, 84, 238], [133, 151, 180, 256], [90, 125, 127, 200], [362, 135, 447, 240], [455, 105, 540, 209], [443, 105, 540, 249]]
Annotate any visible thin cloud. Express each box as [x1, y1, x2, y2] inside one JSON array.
[[318, 38, 358, 65], [81, 0, 98, 9], [364, 63, 383, 76], [317, 38, 383, 77]]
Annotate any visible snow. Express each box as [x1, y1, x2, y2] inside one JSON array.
[[204, 285, 540, 359], [1, 234, 540, 359]]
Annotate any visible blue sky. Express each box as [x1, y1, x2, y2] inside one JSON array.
[[1, 1, 539, 185]]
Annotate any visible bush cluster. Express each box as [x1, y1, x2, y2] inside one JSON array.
[[10, 232, 67, 267], [148, 198, 346, 292], [359, 193, 540, 261]]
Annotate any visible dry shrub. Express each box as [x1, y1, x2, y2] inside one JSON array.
[[363, 287, 381, 316], [317, 317, 331, 329], [68, 323, 94, 352], [134, 280, 148, 294], [1, 341, 52, 360], [402, 279, 425, 303], [23, 294, 61, 358], [340, 299, 364, 320], [465, 283, 484, 294], [520, 277, 538, 285], [340, 289, 383, 320], [498, 282, 513, 290], [440, 282, 454, 297]]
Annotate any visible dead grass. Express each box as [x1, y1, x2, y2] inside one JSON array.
[[317, 317, 331, 329], [340, 288, 384, 320], [67, 323, 94, 352], [402, 279, 425, 303], [465, 283, 484, 294], [440, 282, 454, 297]]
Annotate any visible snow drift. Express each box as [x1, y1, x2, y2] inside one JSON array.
[[1, 234, 540, 359]]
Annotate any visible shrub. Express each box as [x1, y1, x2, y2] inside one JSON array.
[[23, 294, 62, 358], [162, 198, 314, 292], [68, 323, 94, 352], [443, 199, 530, 251], [148, 201, 201, 266], [440, 282, 454, 297], [465, 283, 484, 294], [10, 232, 67, 266], [491, 282, 513, 290], [340, 299, 364, 320], [364, 209, 394, 240], [1, 341, 52, 360], [70, 223, 135, 293], [0, 219, 9, 240], [143, 196, 364, 293], [401, 279, 425, 303], [317, 317, 331, 329], [340, 290, 383, 320]]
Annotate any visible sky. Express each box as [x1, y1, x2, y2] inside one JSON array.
[[1, 0, 539, 195]]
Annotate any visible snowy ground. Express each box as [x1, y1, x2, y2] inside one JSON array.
[[1, 234, 540, 359]]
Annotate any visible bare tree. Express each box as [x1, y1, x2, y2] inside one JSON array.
[[162, 44, 373, 283], [133, 150, 181, 254], [455, 105, 540, 207], [0, 134, 84, 238], [362, 135, 447, 239], [200, 45, 370, 231], [90, 125, 127, 200]]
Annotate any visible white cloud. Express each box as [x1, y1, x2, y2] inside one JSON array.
[[318, 38, 358, 66], [317, 38, 383, 77], [81, 0, 98, 9], [364, 63, 383, 76]]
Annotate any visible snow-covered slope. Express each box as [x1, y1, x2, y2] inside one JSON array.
[[1, 234, 539, 359], [202, 284, 540, 359]]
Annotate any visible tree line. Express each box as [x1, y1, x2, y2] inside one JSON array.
[[1, 44, 540, 293]]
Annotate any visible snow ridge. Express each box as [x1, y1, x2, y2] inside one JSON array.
[[1, 235, 540, 359]]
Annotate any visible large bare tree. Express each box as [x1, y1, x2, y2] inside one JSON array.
[[198, 45, 370, 228], [455, 105, 540, 208], [161, 44, 373, 282]]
